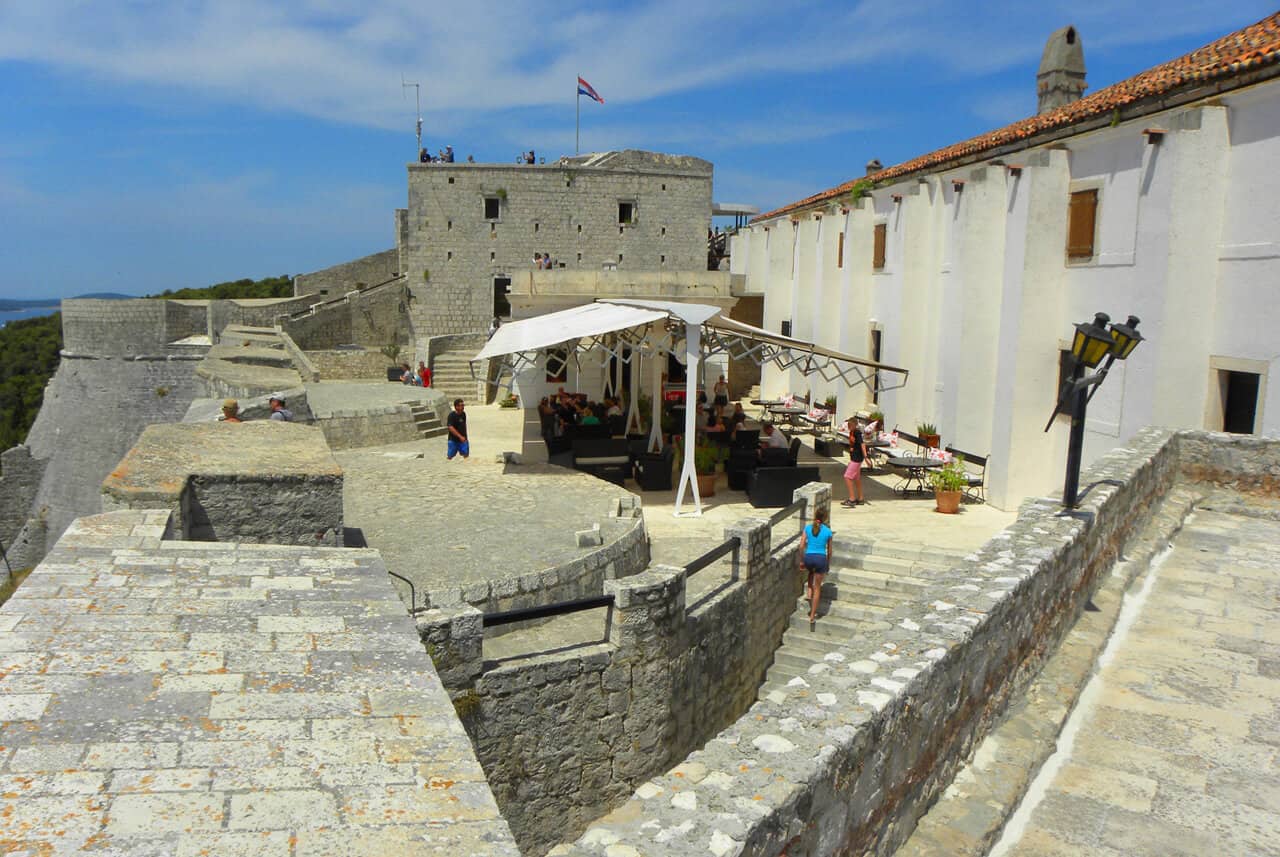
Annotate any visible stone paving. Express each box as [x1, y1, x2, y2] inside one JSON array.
[[996, 507, 1280, 857], [0, 508, 518, 855], [334, 405, 637, 607]]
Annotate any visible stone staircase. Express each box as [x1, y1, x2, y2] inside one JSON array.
[[408, 402, 448, 440], [430, 352, 482, 403], [757, 538, 966, 701]]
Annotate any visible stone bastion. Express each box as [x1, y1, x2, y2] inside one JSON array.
[[100, 422, 344, 546]]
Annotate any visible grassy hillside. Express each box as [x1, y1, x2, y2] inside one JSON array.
[[0, 275, 293, 448]]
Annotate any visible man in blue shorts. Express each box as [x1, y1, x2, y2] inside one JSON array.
[[447, 398, 469, 460]]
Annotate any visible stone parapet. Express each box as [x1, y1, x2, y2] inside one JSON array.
[[552, 429, 1199, 856], [101, 422, 343, 546], [0, 446, 46, 547], [420, 491, 816, 855]]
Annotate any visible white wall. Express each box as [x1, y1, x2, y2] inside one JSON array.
[[751, 79, 1280, 508]]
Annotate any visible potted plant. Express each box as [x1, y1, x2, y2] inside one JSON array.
[[823, 394, 837, 413], [498, 393, 519, 409], [929, 456, 967, 514], [381, 343, 403, 382], [917, 422, 941, 449], [694, 445, 719, 497], [868, 409, 885, 431]]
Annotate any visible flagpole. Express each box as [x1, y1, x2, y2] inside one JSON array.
[[575, 81, 580, 155]]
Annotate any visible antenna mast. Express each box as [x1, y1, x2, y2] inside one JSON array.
[[402, 76, 422, 157]]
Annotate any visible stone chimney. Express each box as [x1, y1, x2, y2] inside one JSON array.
[[1037, 25, 1087, 114], [865, 159, 883, 176]]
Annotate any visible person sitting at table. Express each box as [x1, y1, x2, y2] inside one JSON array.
[[758, 422, 790, 465], [727, 403, 748, 438]]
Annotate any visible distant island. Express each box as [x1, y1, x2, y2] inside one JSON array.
[[0, 293, 132, 311]]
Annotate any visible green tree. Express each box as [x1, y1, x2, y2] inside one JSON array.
[[0, 312, 63, 449]]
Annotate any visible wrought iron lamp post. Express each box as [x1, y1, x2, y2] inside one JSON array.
[[1046, 313, 1144, 508]]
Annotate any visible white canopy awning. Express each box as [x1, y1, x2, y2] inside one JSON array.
[[475, 302, 669, 362], [470, 298, 910, 518]]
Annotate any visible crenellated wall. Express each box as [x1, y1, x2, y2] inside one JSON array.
[[418, 485, 825, 856]]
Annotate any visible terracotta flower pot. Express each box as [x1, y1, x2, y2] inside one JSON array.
[[935, 488, 961, 514], [922, 433, 941, 449], [696, 472, 717, 497]]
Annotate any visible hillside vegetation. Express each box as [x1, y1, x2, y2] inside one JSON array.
[[0, 275, 294, 448]]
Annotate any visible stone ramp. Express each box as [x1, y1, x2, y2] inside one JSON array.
[[758, 538, 966, 700], [0, 509, 518, 855]]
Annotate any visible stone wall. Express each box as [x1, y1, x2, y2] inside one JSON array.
[[418, 487, 822, 855], [23, 355, 202, 556], [305, 349, 400, 380], [553, 427, 1209, 857], [295, 248, 400, 297], [420, 498, 649, 616], [0, 446, 45, 547], [101, 422, 344, 547], [181, 474, 344, 545], [280, 279, 410, 351], [313, 404, 423, 451], [62, 299, 172, 356], [405, 150, 713, 340]]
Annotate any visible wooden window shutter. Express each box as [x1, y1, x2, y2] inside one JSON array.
[[1066, 189, 1097, 259], [837, 232, 845, 268], [873, 223, 887, 269]]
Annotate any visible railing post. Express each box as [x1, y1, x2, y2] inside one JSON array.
[[723, 517, 771, 581], [793, 481, 831, 527], [603, 565, 685, 780], [415, 604, 484, 691]]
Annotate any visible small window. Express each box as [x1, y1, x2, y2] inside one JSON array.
[[577, 224, 582, 234], [661, 226, 666, 237], [490, 251, 495, 261], [534, 222, 539, 233], [318, 289, 329, 296], [660, 255, 666, 265], [447, 220, 452, 231], [447, 251, 452, 261], [837, 231, 845, 268], [781, 321, 792, 337], [577, 252, 582, 262], [1067, 189, 1098, 259], [873, 223, 887, 269], [618, 254, 623, 263], [661, 183, 666, 191], [448, 177, 455, 184], [618, 201, 635, 224], [484, 197, 500, 220]]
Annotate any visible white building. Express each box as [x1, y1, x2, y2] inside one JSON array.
[[733, 14, 1280, 509]]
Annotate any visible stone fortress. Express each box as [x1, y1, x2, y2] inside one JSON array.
[[1, 16, 1278, 857]]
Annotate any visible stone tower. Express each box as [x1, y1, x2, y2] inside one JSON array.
[[1037, 25, 1087, 114]]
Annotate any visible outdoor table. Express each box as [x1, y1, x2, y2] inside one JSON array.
[[766, 404, 808, 427], [750, 398, 784, 420], [887, 455, 942, 495]]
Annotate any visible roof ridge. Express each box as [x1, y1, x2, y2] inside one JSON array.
[[754, 12, 1280, 223]]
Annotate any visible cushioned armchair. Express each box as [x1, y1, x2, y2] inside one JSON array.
[[633, 446, 675, 491]]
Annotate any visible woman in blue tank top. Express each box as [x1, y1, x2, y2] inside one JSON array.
[[799, 509, 833, 626]]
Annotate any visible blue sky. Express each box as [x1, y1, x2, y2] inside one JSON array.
[[0, 1, 1271, 301]]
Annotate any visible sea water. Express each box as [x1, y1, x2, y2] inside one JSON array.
[[0, 306, 58, 328]]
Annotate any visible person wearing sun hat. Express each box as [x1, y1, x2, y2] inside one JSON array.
[[268, 394, 293, 422], [220, 399, 241, 423]]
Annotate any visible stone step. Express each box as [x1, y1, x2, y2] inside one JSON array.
[[832, 537, 967, 565], [826, 566, 932, 595], [818, 580, 915, 609]]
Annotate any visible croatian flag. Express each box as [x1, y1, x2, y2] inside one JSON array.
[[577, 76, 605, 104]]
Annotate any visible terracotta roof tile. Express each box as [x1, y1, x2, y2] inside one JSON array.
[[754, 13, 1280, 223]]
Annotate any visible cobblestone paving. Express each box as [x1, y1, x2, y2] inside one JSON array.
[[0, 509, 518, 855], [1003, 509, 1280, 857], [335, 432, 635, 600]]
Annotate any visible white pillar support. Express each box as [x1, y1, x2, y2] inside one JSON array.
[[673, 322, 703, 517], [648, 351, 663, 453], [626, 351, 643, 435]]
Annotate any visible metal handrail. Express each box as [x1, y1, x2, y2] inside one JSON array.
[[483, 594, 615, 629], [768, 500, 805, 527], [385, 570, 423, 615], [684, 536, 740, 578]]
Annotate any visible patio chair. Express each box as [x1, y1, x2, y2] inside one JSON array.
[[633, 447, 675, 491], [945, 445, 988, 503]]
